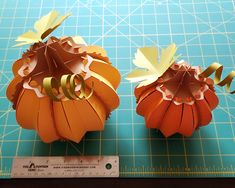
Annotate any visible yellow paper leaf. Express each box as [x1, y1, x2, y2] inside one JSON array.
[[126, 69, 158, 83], [133, 47, 158, 72], [137, 77, 159, 88], [126, 43, 177, 88], [159, 43, 177, 73], [14, 10, 71, 47], [14, 31, 41, 46]]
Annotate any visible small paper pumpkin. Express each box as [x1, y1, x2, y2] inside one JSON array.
[[6, 11, 121, 143], [126, 44, 220, 137]]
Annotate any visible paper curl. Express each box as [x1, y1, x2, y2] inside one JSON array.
[[43, 74, 93, 101], [199, 62, 235, 94]]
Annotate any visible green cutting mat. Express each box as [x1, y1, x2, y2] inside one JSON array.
[[0, 0, 235, 178]]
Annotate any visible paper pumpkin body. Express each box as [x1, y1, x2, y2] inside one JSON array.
[[134, 61, 219, 137], [6, 36, 121, 143]]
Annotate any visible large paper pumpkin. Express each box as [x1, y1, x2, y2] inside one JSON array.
[[126, 44, 219, 137], [6, 36, 121, 143]]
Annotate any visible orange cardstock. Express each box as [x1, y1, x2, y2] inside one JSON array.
[[134, 61, 219, 137], [7, 36, 121, 143]]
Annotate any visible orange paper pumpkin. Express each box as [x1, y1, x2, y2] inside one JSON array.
[[134, 61, 219, 137], [6, 36, 121, 143]]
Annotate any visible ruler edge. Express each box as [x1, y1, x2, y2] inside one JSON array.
[[11, 156, 119, 178]]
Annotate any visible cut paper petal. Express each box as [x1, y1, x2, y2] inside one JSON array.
[[178, 104, 194, 136], [204, 88, 219, 110], [52, 101, 77, 141], [85, 75, 120, 112], [16, 89, 39, 129], [37, 97, 60, 143], [145, 100, 171, 129], [136, 88, 161, 116], [7, 34, 120, 143], [89, 60, 121, 89], [159, 102, 183, 137], [195, 99, 212, 126], [192, 103, 199, 129]]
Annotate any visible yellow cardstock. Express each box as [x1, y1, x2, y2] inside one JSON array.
[[126, 44, 177, 88], [199, 62, 235, 94], [14, 10, 71, 47]]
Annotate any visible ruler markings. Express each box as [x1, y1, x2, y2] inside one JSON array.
[[11, 156, 119, 178]]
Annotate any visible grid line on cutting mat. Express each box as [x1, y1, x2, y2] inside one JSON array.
[[0, 0, 235, 177]]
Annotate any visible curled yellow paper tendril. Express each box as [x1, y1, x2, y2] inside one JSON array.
[[199, 62, 235, 94], [43, 74, 94, 101], [69, 74, 94, 99], [43, 77, 61, 101]]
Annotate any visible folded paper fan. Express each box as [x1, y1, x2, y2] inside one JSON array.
[[6, 11, 121, 143], [126, 44, 234, 137]]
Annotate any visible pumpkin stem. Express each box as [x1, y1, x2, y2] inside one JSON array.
[[44, 46, 56, 74], [169, 70, 195, 102], [44, 44, 72, 77]]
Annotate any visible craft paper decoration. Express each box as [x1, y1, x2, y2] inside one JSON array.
[[126, 44, 234, 137], [6, 11, 121, 143]]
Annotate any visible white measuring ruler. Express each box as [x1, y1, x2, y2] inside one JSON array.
[[11, 156, 119, 178]]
